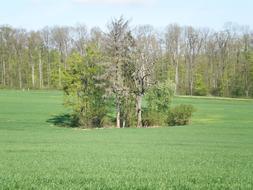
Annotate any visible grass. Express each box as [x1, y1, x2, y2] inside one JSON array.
[[0, 90, 253, 189]]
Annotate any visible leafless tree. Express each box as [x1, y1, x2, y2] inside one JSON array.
[[165, 24, 182, 94], [132, 25, 160, 127]]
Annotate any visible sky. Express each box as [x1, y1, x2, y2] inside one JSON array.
[[0, 0, 252, 31]]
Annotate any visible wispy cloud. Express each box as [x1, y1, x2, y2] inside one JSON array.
[[73, 0, 154, 5]]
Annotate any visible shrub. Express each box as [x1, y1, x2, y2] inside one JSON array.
[[194, 74, 207, 96], [230, 77, 245, 97], [142, 80, 174, 127], [194, 86, 207, 96], [142, 110, 166, 127], [145, 80, 174, 113], [76, 108, 106, 128], [167, 104, 195, 126]]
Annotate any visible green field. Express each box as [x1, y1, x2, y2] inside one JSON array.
[[0, 90, 253, 189]]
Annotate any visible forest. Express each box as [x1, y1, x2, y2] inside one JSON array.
[[1, 18, 252, 97]]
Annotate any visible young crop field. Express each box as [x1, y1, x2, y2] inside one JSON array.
[[0, 90, 253, 189]]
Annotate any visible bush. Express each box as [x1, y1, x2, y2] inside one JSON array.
[[194, 74, 207, 96], [167, 104, 195, 126], [142, 80, 174, 127], [194, 86, 207, 96], [142, 110, 166, 127], [76, 110, 106, 128], [145, 80, 174, 113]]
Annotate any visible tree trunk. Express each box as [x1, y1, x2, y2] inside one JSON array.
[[2, 60, 6, 86], [136, 94, 142, 128], [18, 55, 22, 89], [47, 51, 51, 88], [245, 71, 249, 97], [9, 58, 13, 88], [31, 62, 35, 88], [122, 119, 126, 128], [116, 97, 121, 128], [190, 79, 193, 96], [58, 64, 61, 87], [245, 90, 249, 97], [189, 57, 194, 96], [18, 63, 22, 89], [39, 52, 43, 88], [175, 60, 179, 95]]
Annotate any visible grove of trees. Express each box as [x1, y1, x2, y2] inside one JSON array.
[[1, 17, 253, 127]]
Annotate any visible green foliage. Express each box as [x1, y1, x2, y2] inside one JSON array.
[[246, 50, 253, 96], [142, 110, 166, 127], [230, 76, 245, 97], [167, 104, 196, 126], [146, 80, 174, 113], [194, 74, 208, 96], [49, 50, 62, 88], [144, 80, 174, 126], [63, 46, 107, 128]]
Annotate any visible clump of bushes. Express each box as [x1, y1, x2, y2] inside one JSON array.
[[142, 110, 166, 127], [143, 80, 196, 127], [167, 104, 195, 126]]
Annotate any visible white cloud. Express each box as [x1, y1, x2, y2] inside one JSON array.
[[73, 0, 154, 5]]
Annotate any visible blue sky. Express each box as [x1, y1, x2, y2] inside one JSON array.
[[0, 0, 252, 30]]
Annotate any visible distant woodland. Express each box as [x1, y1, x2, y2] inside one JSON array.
[[0, 19, 253, 98]]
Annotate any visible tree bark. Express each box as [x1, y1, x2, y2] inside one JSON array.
[[39, 52, 43, 88], [175, 60, 179, 95], [122, 119, 126, 128], [136, 94, 142, 128], [116, 99, 121, 128], [18, 63, 22, 89], [31, 62, 35, 88], [47, 51, 51, 88], [58, 63, 61, 87], [2, 60, 6, 86]]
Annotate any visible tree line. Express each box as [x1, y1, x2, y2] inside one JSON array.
[[1, 19, 253, 98]]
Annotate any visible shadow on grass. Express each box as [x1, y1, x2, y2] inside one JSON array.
[[47, 114, 78, 128]]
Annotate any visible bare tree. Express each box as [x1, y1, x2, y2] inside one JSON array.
[[41, 27, 52, 88], [72, 24, 88, 56], [184, 26, 203, 95], [14, 29, 27, 89], [52, 26, 71, 87], [28, 31, 44, 88], [165, 24, 182, 94], [133, 25, 160, 128]]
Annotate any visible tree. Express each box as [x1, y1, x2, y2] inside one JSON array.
[[165, 24, 182, 94], [72, 24, 88, 56], [0, 26, 15, 87], [13, 29, 27, 89], [52, 26, 71, 87], [63, 45, 107, 127], [41, 27, 52, 88], [28, 31, 44, 88], [132, 25, 160, 128], [105, 17, 135, 128], [184, 26, 203, 95], [215, 30, 231, 96]]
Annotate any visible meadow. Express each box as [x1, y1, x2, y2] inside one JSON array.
[[0, 90, 253, 189]]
